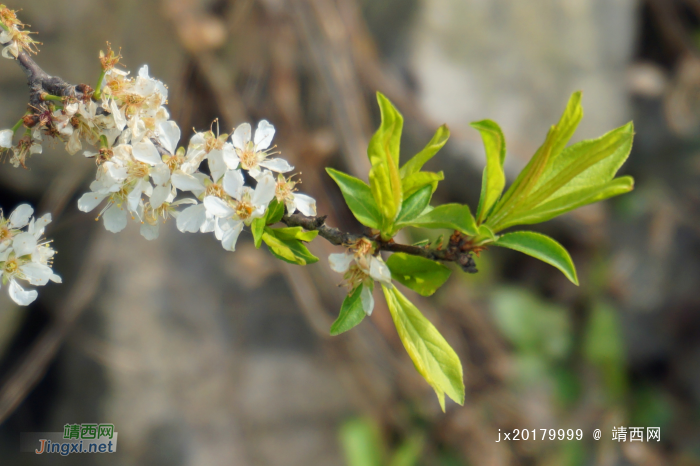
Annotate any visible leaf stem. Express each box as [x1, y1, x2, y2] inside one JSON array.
[[93, 69, 106, 100]]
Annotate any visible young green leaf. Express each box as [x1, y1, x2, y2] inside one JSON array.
[[400, 124, 450, 178], [396, 185, 432, 224], [270, 226, 318, 242], [265, 198, 285, 225], [382, 285, 465, 411], [398, 203, 477, 236], [386, 253, 452, 296], [252, 217, 266, 248], [488, 92, 583, 228], [262, 228, 319, 265], [369, 160, 402, 228], [339, 418, 385, 466], [401, 171, 444, 200], [493, 231, 578, 285], [471, 119, 506, 224], [368, 92, 403, 167], [499, 176, 634, 229], [330, 285, 366, 335], [326, 168, 382, 229]]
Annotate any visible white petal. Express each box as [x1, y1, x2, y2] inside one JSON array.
[[103, 204, 128, 233], [176, 204, 206, 233], [232, 123, 251, 149], [157, 120, 181, 154], [222, 144, 240, 170], [259, 158, 293, 173], [293, 193, 317, 217], [50, 274, 62, 284], [203, 196, 235, 218], [208, 149, 226, 182], [252, 171, 276, 206], [110, 99, 126, 131], [138, 65, 150, 78], [254, 120, 276, 150], [140, 222, 160, 240], [150, 185, 170, 210], [360, 285, 375, 316], [12, 233, 37, 257], [223, 169, 245, 200], [19, 262, 53, 286], [127, 179, 146, 212], [78, 192, 108, 213], [369, 256, 392, 284], [329, 252, 354, 273], [0, 129, 13, 148], [133, 140, 162, 166], [8, 204, 34, 229], [150, 163, 171, 186], [8, 280, 38, 306], [171, 172, 206, 193], [221, 221, 244, 251]]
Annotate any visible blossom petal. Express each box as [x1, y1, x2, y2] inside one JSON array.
[[133, 140, 162, 166], [360, 285, 375, 316], [9, 204, 34, 229], [329, 252, 354, 273], [0, 129, 13, 148], [260, 158, 294, 174], [103, 204, 128, 233], [19, 262, 53, 286], [150, 185, 170, 210], [208, 149, 226, 182], [8, 280, 38, 306], [12, 232, 37, 257], [232, 123, 252, 150], [293, 193, 317, 217], [140, 222, 160, 241], [369, 256, 392, 285], [222, 144, 240, 170], [252, 171, 276, 206], [203, 196, 235, 218], [223, 169, 245, 200], [78, 192, 108, 213], [171, 172, 206, 193], [221, 221, 244, 251], [254, 120, 275, 150], [176, 204, 206, 233], [157, 120, 181, 154], [150, 163, 171, 186]]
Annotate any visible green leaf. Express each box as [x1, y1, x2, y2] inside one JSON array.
[[369, 160, 402, 228], [400, 124, 450, 178], [265, 198, 285, 225], [471, 120, 506, 224], [396, 185, 432, 224], [382, 285, 465, 411], [326, 168, 382, 229], [398, 203, 477, 236], [498, 176, 634, 230], [269, 226, 318, 242], [252, 217, 266, 249], [493, 231, 578, 285], [488, 92, 583, 228], [386, 253, 452, 297], [369, 92, 403, 167], [330, 285, 367, 335], [388, 433, 424, 466], [401, 171, 444, 200], [339, 418, 384, 466], [262, 228, 319, 265]]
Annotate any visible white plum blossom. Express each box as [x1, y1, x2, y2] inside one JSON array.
[[233, 120, 293, 179], [274, 173, 317, 216], [0, 129, 13, 148], [329, 239, 393, 316], [0, 204, 60, 306]]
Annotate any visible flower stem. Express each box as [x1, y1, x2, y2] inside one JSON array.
[[41, 94, 63, 102], [11, 116, 24, 133], [93, 69, 106, 100]]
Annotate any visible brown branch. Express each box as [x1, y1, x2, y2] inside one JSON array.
[[282, 212, 478, 273]]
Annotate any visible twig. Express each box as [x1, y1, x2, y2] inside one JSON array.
[[282, 212, 478, 272]]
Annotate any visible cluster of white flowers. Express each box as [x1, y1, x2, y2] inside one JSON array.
[[0, 57, 317, 253], [329, 238, 392, 316], [0, 204, 60, 306]]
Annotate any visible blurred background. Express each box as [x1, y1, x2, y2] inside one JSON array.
[[0, 0, 699, 464]]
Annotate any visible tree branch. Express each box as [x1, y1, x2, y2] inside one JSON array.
[[282, 212, 478, 273]]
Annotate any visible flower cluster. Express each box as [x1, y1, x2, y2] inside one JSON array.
[[0, 47, 317, 252], [329, 238, 392, 316], [0, 204, 60, 306], [0, 4, 40, 59]]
